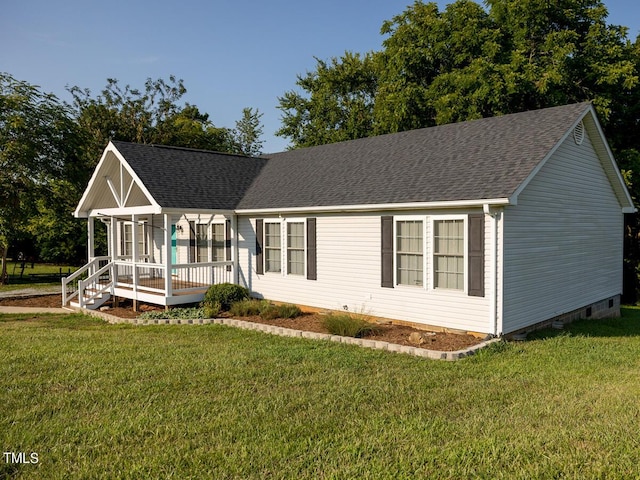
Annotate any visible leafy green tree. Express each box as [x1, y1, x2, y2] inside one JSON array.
[[277, 52, 378, 148], [278, 0, 638, 146], [233, 107, 264, 156], [0, 73, 78, 282], [68, 76, 240, 167]]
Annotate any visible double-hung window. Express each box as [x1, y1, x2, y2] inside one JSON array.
[[264, 222, 282, 273], [287, 222, 305, 275], [211, 223, 225, 262], [433, 219, 465, 290], [396, 219, 424, 286], [195, 224, 209, 263], [121, 222, 133, 258]]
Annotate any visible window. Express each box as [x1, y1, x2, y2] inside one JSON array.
[[434, 219, 464, 290], [137, 222, 149, 256], [396, 220, 423, 286], [211, 223, 225, 262], [121, 222, 133, 257], [287, 222, 305, 275], [264, 222, 281, 273], [196, 224, 209, 263], [120, 221, 148, 258]]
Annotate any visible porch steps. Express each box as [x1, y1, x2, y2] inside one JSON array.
[[69, 286, 111, 310]]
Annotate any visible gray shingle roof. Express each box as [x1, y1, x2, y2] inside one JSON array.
[[112, 141, 267, 210], [112, 102, 591, 211], [237, 102, 591, 209]]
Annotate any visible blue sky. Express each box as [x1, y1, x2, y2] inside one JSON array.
[[2, 0, 639, 153]]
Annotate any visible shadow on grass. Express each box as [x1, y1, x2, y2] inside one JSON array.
[[526, 306, 640, 341]]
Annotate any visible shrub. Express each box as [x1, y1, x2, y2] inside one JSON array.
[[323, 313, 380, 338], [203, 302, 221, 318], [229, 299, 269, 317], [277, 304, 302, 319], [203, 283, 249, 311], [259, 305, 281, 321], [258, 303, 303, 321], [138, 307, 206, 320]]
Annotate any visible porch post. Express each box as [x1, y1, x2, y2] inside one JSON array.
[[111, 216, 118, 263], [87, 217, 95, 262], [164, 214, 173, 299], [132, 215, 139, 310], [232, 214, 239, 285]]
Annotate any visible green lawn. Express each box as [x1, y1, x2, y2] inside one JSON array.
[[1, 309, 640, 479], [0, 261, 76, 293]]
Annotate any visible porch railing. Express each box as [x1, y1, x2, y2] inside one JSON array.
[[65, 258, 234, 307], [62, 256, 110, 306], [113, 260, 234, 295]]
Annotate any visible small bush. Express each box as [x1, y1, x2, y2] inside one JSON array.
[[277, 304, 302, 319], [260, 305, 281, 321], [323, 313, 380, 338], [203, 302, 221, 318], [203, 283, 249, 311], [229, 299, 269, 317], [138, 307, 206, 320]]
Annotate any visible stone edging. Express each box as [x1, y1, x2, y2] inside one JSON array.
[[71, 307, 502, 361]]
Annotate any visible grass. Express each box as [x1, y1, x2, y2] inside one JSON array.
[[0, 261, 77, 292], [2, 309, 640, 478]]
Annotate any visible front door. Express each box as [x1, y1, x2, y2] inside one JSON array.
[[171, 225, 178, 271]]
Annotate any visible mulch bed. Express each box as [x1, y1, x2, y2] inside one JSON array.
[[0, 294, 485, 351]]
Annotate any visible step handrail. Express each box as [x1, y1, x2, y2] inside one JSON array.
[[78, 262, 114, 308], [62, 256, 110, 306]]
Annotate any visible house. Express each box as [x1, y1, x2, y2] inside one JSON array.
[[65, 102, 636, 336]]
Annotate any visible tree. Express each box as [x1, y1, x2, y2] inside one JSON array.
[[233, 107, 264, 156], [276, 0, 640, 297], [0, 73, 78, 282], [278, 0, 638, 146], [277, 52, 378, 148], [68, 76, 239, 167]]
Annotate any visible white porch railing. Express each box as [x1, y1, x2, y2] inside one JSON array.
[[64, 258, 235, 308], [62, 256, 110, 306], [113, 260, 233, 294]]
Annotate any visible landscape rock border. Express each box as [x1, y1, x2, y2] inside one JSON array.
[[76, 307, 502, 361]]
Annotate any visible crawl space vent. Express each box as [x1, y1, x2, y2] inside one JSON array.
[[573, 121, 585, 145]]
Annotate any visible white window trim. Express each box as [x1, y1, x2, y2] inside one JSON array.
[[430, 215, 468, 293], [263, 219, 283, 274], [262, 218, 308, 277], [118, 220, 149, 259], [285, 218, 307, 277], [393, 215, 427, 288], [210, 221, 226, 263]]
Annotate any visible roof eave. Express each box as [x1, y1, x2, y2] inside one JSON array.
[[235, 198, 511, 215]]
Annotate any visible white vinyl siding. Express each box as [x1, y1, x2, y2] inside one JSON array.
[[502, 128, 624, 334], [238, 214, 491, 334], [396, 220, 423, 286], [287, 222, 305, 275], [434, 219, 464, 290], [264, 222, 281, 273]]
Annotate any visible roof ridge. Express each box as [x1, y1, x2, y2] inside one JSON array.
[[110, 140, 254, 159]]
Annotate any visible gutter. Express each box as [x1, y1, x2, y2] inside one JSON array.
[[235, 198, 511, 216]]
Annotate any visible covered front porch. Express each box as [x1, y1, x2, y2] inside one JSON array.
[[63, 212, 236, 310]]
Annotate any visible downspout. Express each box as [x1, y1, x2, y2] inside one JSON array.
[[484, 204, 500, 336]]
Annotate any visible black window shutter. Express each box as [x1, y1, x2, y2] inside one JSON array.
[[225, 219, 232, 271], [189, 221, 196, 263], [255, 219, 264, 275], [468, 214, 485, 297], [381, 216, 394, 288], [307, 218, 317, 280]]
